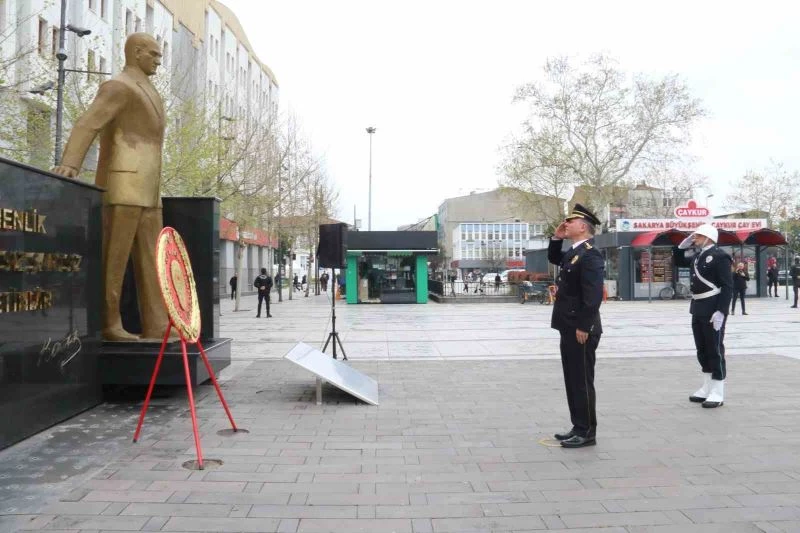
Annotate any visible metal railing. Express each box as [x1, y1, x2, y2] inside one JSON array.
[[430, 279, 517, 297]]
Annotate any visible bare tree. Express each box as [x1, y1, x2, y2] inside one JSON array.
[[622, 156, 709, 218], [502, 54, 706, 215], [725, 160, 800, 226]]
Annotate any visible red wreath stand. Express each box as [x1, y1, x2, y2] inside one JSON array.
[[132, 227, 237, 470]]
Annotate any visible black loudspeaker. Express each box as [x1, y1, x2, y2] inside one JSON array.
[[318, 223, 348, 268]]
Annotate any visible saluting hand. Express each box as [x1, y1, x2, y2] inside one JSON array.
[[554, 222, 568, 239], [576, 329, 588, 344]]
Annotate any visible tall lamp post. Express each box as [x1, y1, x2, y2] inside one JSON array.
[[53, 0, 101, 167], [365, 126, 376, 231]]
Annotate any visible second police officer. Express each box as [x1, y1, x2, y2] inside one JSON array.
[[675, 224, 733, 408]]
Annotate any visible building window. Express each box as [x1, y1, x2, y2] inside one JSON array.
[[0, 0, 6, 35], [101, 0, 108, 20], [87, 49, 95, 79], [135, 17, 142, 32], [125, 10, 133, 34], [38, 18, 47, 56], [162, 41, 169, 67], [89, 0, 97, 11], [145, 4, 153, 31], [99, 56, 107, 74], [51, 27, 59, 57]]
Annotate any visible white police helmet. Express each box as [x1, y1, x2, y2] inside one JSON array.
[[693, 223, 718, 243], [678, 223, 718, 249]]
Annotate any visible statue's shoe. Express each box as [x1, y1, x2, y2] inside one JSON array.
[[103, 327, 141, 342]]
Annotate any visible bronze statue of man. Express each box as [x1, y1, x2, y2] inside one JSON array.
[[54, 33, 170, 342]]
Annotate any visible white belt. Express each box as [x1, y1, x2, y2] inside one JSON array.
[[692, 287, 721, 300], [692, 254, 721, 300]]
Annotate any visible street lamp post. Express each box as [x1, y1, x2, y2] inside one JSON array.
[[366, 126, 375, 231], [53, 0, 95, 167]]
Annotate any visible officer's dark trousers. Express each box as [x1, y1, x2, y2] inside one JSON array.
[[731, 289, 746, 313], [793, 286, 798, 307], [257, 293, 270, 317], [691, 315, 726, 381], [559, 331, 600, 438]]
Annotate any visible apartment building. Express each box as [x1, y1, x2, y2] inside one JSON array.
[[0, 0, 281, 292], [436, 189, 557, 276]]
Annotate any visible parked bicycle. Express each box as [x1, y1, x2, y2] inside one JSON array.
[[659, 282, 691, 300]]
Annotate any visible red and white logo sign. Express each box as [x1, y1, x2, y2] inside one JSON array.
[[674, 200, 709, 218]]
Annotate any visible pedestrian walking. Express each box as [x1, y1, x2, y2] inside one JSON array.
[[254, 268, 273, 318], [548, 203, 604, 448], [494, 273, 501, 293], [229, 274, 237, 301], [767, 259, 779, 297], [301, 274, 307, 290], [731, 263, 749, 315], [293, 273, 301, 292], [320, 271, 329, 292], [675, 223, 733, 408], [791, 257, 800, 308]]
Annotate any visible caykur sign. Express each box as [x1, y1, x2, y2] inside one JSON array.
[[674, 200, 709, 218]]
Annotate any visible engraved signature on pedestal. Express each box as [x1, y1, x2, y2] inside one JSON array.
[[38, 330, 82, 372]]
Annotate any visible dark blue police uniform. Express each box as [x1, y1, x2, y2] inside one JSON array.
[[548, 235, 605, 441], [674, 245, 732, 381]]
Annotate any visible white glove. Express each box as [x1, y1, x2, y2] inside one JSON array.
[[710, 311, 724, 331], [678, 235, 695, 250]]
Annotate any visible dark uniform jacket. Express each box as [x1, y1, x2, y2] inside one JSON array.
[[674, 246, 733, 316], [790, 264, 800, 288], [254, 274, 273, 292], [548, 239, 604, 334]]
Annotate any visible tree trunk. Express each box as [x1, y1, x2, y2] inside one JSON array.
[[234, 239, 245, 312], [305, 242, 312, 297], [288, 244, 293, 301]]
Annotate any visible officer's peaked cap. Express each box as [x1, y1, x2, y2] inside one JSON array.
[[565, 203, 601, 226]]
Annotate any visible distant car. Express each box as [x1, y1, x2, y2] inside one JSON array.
[[482, 272, 499, 283], [500, 269, 525, 282]]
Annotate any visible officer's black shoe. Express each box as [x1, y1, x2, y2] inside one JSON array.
[[742, 312, 748, 315], [702, 400, 723, 408], [689, 395, 706, 403], [267, 314, 273, 317], [560, 435, 596, 448], [791, 306, 798, 308], [256, 315, 260, 318], [554, 430, 575, 441]]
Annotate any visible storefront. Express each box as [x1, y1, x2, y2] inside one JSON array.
[[525, 226, 787, 301], [344, 231, 438, 304]]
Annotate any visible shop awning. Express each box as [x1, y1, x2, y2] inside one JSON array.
[[736, 228, 787, 246], [630, 229, 689, 247], [716, 229, 742, 246]]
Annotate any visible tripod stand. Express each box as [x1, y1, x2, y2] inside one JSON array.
[[322, 269, 347, 360]]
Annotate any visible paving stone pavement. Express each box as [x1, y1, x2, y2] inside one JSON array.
[[2, 291, 800, 532]]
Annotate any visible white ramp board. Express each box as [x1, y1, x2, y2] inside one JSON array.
[[284, 343, 379, 405]]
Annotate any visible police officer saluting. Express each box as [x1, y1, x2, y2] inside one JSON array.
[[675, 224, 732, 408], [548, 204, 605, 448]]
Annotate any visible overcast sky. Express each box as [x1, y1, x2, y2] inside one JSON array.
[[221, 0, 800, 230]]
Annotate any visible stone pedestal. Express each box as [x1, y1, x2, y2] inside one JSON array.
[[99, 338, 231, 386]]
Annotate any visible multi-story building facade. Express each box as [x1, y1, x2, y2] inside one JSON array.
[[1, 0, 280, 294], [436, 189, 556, 276]]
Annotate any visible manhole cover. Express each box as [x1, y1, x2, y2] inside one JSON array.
[[182, 459, 223, 471], [216, 428, 249, 436]]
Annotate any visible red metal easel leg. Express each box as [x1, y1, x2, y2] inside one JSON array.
[[133, 322, 172, 443], [180, 335, 204, 469], [196, 340, 237, 431]]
